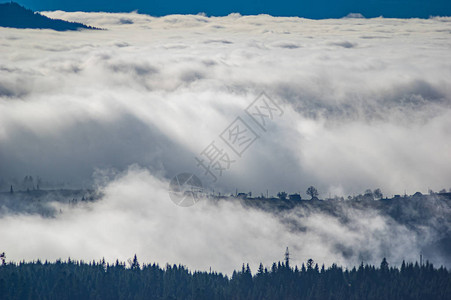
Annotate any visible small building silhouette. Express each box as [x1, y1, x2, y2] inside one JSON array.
[[289, 193, 302, 201]]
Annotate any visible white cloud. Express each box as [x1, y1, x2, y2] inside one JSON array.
[[1, 13, 451, 271], [1, 14, 450, 195], [1, 167, 440, 274]]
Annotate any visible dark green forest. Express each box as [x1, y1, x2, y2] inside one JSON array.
[[1, 256, 450, 300]]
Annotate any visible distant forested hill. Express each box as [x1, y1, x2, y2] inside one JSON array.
[[1, 188, 451, 266], [0, 2, 98, 31]]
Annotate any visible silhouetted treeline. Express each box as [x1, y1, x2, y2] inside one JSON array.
[[0, 2, 98, 31], [0, 188, 102, 218], [0, 257, 450, 299]]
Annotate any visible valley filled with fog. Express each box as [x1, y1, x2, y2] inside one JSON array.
[[1, 12, 451, 274]]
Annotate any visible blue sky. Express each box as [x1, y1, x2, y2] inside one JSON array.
[[2, 0, 451, 18]]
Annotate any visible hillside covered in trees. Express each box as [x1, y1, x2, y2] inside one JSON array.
[[1, 185, 451, 268], [0, 256, 450, 299]]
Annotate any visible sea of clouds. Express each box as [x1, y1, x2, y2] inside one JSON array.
[[1, 12, 451, 273]]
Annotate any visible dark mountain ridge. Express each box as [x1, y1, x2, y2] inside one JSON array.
[[0, 2, 98, 31]]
